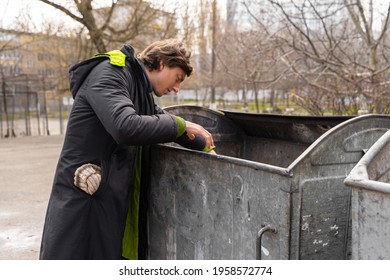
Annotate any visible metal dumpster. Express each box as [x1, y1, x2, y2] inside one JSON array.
[[147, 105, 390, 260], [344, 130, 390, 260]]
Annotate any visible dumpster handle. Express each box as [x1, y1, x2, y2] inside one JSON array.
[[256, 224, 277, 260]]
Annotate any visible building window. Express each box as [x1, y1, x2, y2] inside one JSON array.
[[27, 60, 34, 68]]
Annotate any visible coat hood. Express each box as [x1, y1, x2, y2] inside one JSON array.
[[68, 45, 138, 98]]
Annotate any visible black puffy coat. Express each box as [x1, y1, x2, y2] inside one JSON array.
[[40, 45, 183, 259]]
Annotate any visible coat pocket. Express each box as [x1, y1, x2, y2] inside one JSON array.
[[73, 163, 101, 195]]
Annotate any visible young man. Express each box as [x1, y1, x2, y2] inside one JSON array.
[[40, 39, 215, 260]]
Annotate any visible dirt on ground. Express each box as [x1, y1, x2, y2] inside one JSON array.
[[0, 135, 64, 260]]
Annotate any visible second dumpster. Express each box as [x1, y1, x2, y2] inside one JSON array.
[[147, 106, 390, 259], [344, 130, 390, 259]]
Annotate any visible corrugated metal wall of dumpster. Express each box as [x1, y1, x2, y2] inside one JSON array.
[[147, 106, 390, 260], [344, 130, 390, 260]]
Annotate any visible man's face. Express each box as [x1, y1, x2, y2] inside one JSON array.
[[150, 61, 186, 97]]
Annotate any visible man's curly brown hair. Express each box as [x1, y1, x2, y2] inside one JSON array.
[[138, 39, 193, 77]]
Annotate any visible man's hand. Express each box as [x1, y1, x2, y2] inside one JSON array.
[[185, 120, 215, 150]]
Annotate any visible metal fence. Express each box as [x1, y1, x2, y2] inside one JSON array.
[[0, 91, 69, 138]]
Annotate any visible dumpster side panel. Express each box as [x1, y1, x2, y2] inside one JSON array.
[[232, 169, 291, 260], [299, 176, 352, 259], [352, 189, 390, 259], [289, 115, 390, 260], [148, 146, 291, 260], [289, 163, 355, 260], [344, 130, 390, 259]]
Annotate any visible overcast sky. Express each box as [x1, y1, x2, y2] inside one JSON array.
[[1, 0, 388, 34], [0, 0, 123, 30], [1, 0, 65, 29]]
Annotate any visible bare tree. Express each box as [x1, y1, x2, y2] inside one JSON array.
[[38, 0, 179, 53], [0, 32, 21, 137], [243, 0, 390, 115], [38, 0, 117, 52], [174, 0, 217, 106], [343, 0, 390, 113]]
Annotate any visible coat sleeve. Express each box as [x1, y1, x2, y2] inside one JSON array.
[[154, 106, 210, 152], [82, 61, 179, 145]]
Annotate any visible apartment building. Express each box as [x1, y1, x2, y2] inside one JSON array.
[[0, 28, 83, 137], [0, 28, 82, 90]]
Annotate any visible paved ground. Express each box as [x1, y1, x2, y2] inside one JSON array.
[[0, 135, 64, 260]]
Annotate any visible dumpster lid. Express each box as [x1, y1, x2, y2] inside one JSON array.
[[221, 110, 353, 143]]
